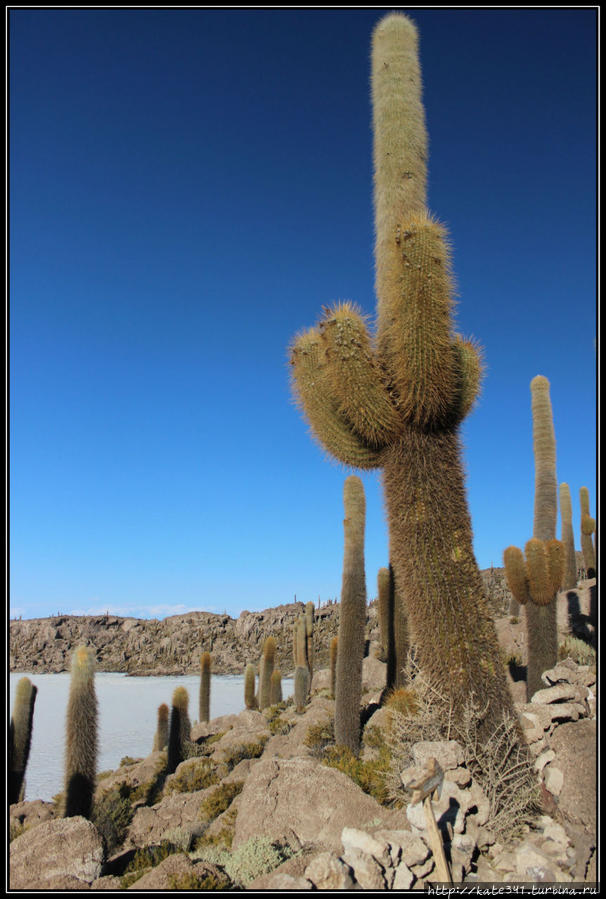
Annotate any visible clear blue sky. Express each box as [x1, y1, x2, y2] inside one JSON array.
[[10, 9, 597, 621]]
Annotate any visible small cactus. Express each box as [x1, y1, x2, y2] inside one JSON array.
[[199, 652, 211, 723], [270, 670, 283, 705], [334, 476, 367, 755], [259, 637, 276, 710], [153, 703, 169, 752], [9, 677, 38, 805], [244, 664, 257, 710], [64, 646, 98, 818], [167, 686, 190, 774], [580, 487, 596, 578]]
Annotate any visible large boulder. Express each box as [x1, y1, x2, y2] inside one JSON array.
[[126, 785, 215, 847], [10, 816, 104, 889], [127, 853, 230, 890], [547, 719, 596, 834], [10, 798, 56, 837], [232, 756, 404, 853]]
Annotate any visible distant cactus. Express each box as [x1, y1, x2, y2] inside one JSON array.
[[504, 537, 565, 699], [167, 686, 190, 774], [199, 653, 211, 723], [580, 487, 596, 578], [294, 666, 309, 714], [305, 601, 315, 685], [335, 476, 367, 755], [244, 664, 257, 710], [153, 703, 169, 752], [64, 646, 98, 818], [559, 483, 577, 589], [9, 677, 38, 805], [329, 636, 338, 699], [270, 670, 283, 705], [259, 637, 276, 710]]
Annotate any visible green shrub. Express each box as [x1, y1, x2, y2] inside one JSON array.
[[222, 737, 268, 770], [164, 757, 219, 795], [120, 841, 182, 887], [384, 687, 419, 717], [559, 636, 596, 666], [323, 744, 392, 805], [119, 756, 142, 767], [199, 781, 243, 822], [9, 822, 25, 842], [167, 870, 231, 890], [303, 719, 335, 757], [192, 836, 297, 887], [91, 785, 134, 855]]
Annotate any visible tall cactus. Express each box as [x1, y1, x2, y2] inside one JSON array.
[[64, 646, 97, 818], [305, 601, 315, 685], [9, 677, 38, 805], [334, 476, 367, 755], [289, 13, 512, 737], [504, 538, 565, 698], [559, 483, 577, 589], [525, 376, 559, 694], [377, 565, 409, 690], [167, 686, 190, 774], [270, 670, 283, 705], [294, 665, 309, 714], [199, 652, 211, 723], [329, 636, 338, 699], [153, 703, 169, 752], [259, 636, 276, 710], [579, 486, 596, 578]]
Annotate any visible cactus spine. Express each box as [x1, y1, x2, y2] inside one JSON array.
[[9, 677, 38, 805], [559, 483, 577, 589], [259, 637, 276, 710], [244, 663, 257, 710], [329, 636, 338, 699], [153, 703, 169, 752], [334, 476, 367, 755], [199, 652, 211, 723], [64, 646, 97, 818], [290, 14, 512, 737], [580, 487, 596, 578], [167, 686, 190, 774], [270, 670, 283, 705], [504, 537, 565, 698]]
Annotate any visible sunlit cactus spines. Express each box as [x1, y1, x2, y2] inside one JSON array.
[[199, 652, 211, 723], [294, 666, 309, 714], [270, 670, 283, 706], [167, 686, 190, 774], [9, 677, 38, 805], [153, 703, 169, 752], [329, 636, 338, 699], [503, 546, 530, 606], [580, 486, 596, 578], [559, 483, 577, 589], [64, 646, 97, 818], [334, 476, 367, 756], [244, 663, 257, 710], [289, 12, 511, 737], [259, 636, 276, 710], [530, 376, 557, 542]]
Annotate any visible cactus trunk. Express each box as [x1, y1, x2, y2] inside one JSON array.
[[153, 703, 169, 752], [64, 647, 97, 818], [559, 483, 577, 590], [10, 677, 38, 805]]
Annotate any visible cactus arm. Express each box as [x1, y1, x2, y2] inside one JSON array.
[[503, 546, 530, 606], [290, 329, 383, 470], [318, 303, 403, 446], [449, 337, 484, 425]]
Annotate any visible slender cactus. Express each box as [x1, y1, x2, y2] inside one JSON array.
[[270, 670, 283, 705], [64, 646, 97, 818], [259, 637, 276, 710], [153, 703, 169, 752], [199, 652, 211, 723], [559, 483, 577, 589], [289, 13, 514, 738], [294, 666, 309, 714], [580, 487, 596, 578], [9, 677, 38, 805], [305, 601, 315, 686], [329, 636, 338, 699], [244, 664, 257, 710], [334, 476, 367, 755], [167, 686, 190, 774]]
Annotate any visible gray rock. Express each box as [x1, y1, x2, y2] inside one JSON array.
[[392, 860, 415, 889], [10, 816, 104, 890], [341, 827, 391, 867], [548, 719, 596, 833], [534, 749, 556, 772], [254, 873, 312, 889], [542, 765, 564, 796], [304, 852, 357, 890], [412, 740, 465, 771], [531, 683, 585, 704], [341, 847, 386, 890], [374, 829, 429, 868]]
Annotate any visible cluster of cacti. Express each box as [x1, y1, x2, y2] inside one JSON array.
[[167, 686, 191, 774], [559, 483, 577, 590], [579, 486, 596, 578], [258, 637, 276, 710], [504, 537, 565, 698], [9, 676, 38, 805], [377, 564, 409, 690], [289, 12, 513, 737], [64, 645, 98, 818], [334, 476, 367, 755], [199, 652, 211, 723], [244, 663, 257, 710], [153, 703, 169, 752]]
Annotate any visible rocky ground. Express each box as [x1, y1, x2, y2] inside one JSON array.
[[9, 569, 515, 677], [10, 579, 597, 891]]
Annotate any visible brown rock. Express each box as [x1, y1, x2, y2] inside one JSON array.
[[127, 853, 229, 890], [304, 852, 356, 890], [9, 816, 104, 889], [548, 719, 596, 833], [9, 798, 56, 835], [233, 757, 402, 852]]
